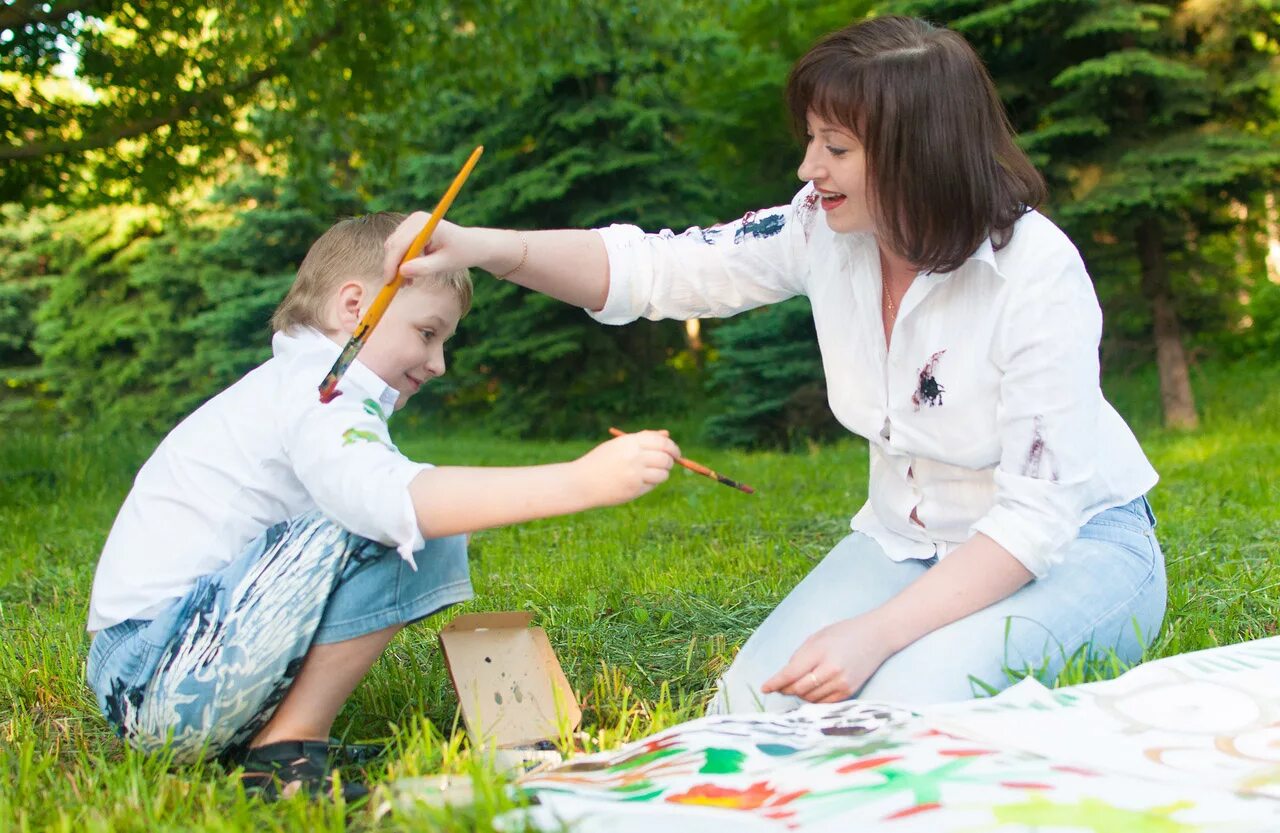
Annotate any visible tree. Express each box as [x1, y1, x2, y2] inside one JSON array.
[[900, 0, 1280, 429], [370, 27, 724, 437]]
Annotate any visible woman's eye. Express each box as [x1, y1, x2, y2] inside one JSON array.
[[827, 145, 848, 157]]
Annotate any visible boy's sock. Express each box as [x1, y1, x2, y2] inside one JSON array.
[[239, 740, 369, 802]]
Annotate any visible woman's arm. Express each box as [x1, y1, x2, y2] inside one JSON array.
[[385, 187, 817, 324], [762, 533, 1032, 702], [388, 220, 613, 311]]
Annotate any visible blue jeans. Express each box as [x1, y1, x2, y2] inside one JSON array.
[[85, 511, 471, 762], [710, 496, 1166, 712]]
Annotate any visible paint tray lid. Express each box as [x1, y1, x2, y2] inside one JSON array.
[[439, 611, 582, 749]]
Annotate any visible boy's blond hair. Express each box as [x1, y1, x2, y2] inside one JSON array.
[[271, 212, 472, 334]]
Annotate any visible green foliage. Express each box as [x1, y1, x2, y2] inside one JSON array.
[[3, 174, 362, 430], [675, 0, 874, 214], [704, 297, 843, 448], [4, 0, 1277, 439], [0, 203, 60, 418], [371, 31, 723, 437], [0, 1, 450, 205]]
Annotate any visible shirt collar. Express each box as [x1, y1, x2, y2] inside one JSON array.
[[849, 231, 1007, 281], [968, 236, 1005, 280], [272, 327, 401, 418]]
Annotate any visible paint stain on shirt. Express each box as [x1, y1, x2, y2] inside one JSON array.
[[362, 398, 389, 422], [911, 350, 947, 410], [1022, 415, 1060, 482], [799, 190, 820, 241], [734, 210, 786, 244], [342, 427, 385, 447]]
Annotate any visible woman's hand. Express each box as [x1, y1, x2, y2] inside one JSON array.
[[572, 429, 681, 507], [761, 613, 898, 703], [383, 215, 519, 283]]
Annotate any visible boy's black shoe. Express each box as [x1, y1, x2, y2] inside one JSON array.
[[327, 737, 387, 766], [239, 740, 369, 802]]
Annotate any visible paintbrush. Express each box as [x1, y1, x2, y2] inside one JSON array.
[[608, 427, 756, 494], [319, 145, 485, 403]]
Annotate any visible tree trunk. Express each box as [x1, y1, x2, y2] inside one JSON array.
[[1136, 218, 1199, 430], [1266, 191, 1280, 285]]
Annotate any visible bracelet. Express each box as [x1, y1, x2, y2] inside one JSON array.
[[496, 233, 528, 280]]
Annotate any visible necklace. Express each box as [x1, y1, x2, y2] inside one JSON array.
[[883, 282, 898, 320]]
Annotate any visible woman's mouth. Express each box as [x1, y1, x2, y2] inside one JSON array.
[[818, 191, 847, 210]]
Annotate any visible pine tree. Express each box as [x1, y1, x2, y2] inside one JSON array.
[[899, 0, 1280, 429], [372, 36, 722, 437]]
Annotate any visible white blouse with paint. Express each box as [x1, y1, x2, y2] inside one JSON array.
[[592, 183, 1157, 578]]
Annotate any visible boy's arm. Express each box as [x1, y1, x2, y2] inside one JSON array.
[[410, 430, 680, 538]]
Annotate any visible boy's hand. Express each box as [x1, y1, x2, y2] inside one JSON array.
[[574, 430, 681, 506]]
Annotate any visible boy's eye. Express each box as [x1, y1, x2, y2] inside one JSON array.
[[420, 329, 435, 341]]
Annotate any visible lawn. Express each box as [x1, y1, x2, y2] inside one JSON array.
[[2, 358, 1277, 831]]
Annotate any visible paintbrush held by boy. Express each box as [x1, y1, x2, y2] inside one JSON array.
[[85, 211, 680, 802]]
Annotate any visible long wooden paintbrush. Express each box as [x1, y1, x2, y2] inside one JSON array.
[[319, 145, 484, 403], [608, 427, 755, 494]]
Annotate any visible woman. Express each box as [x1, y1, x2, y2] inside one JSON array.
[[387, 16, 1166, 709]]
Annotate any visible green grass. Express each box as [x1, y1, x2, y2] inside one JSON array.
[[2, 357, 1278, 830]]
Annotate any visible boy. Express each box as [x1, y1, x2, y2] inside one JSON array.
[[86, 212, 679, 800]]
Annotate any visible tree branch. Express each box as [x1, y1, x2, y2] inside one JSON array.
[[0, 19, 342, 161], [0, 1, 107, 33]]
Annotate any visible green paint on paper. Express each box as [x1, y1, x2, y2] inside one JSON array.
[[700, 748, 747, 774], [991, 796, 1200, 833]]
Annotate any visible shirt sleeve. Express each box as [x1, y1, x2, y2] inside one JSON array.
[[281, 390, 430, 568], [969, 243, 1105, 578], [590, 184, 819, 325]]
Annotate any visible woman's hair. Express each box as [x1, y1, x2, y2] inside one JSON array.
[[271, 212, 472, 334], [786, 15, 1046, 273]]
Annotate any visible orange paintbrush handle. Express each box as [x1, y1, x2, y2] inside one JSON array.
[[318, 146, 484, 402], [607, 427, 756, 494], [357, 144, 485, 337]]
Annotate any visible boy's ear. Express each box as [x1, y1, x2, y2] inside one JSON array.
[[333, 280, 367, 333]]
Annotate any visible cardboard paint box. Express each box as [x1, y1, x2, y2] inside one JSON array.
[[439, 611, 581, 770]]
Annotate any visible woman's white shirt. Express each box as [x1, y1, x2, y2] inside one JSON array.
[[591, 183, 1157, 578]]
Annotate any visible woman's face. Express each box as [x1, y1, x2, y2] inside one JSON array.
[[797, 111, 874, 234]]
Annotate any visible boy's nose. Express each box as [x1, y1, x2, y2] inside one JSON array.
[[426, 349, 446, 379]]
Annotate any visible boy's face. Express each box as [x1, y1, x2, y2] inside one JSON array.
[[355, 282, 462, 410]]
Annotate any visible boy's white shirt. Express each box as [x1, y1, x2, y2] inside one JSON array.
[[593, 183, 1158, 579], [87, 327, 429, 632]]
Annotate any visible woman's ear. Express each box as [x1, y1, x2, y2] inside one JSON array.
[[332, 280, 367, 333]]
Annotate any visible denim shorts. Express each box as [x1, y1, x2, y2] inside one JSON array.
[[711, 495, 1166, 712], [86, 510, 471, 763]]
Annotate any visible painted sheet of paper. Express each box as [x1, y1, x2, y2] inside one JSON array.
[[503, 639, 1280, 832], [929, 636, 1280, 799]]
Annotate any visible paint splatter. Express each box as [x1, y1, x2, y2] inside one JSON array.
[[675, 224, 727, 246], [734, 210, 786, 244], [911, 350, 947, 410], [1023, 416, 1061, 482], [342, 427, 385, 446], [362, 398, 389, 422], [799, 190, 820, 240]]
